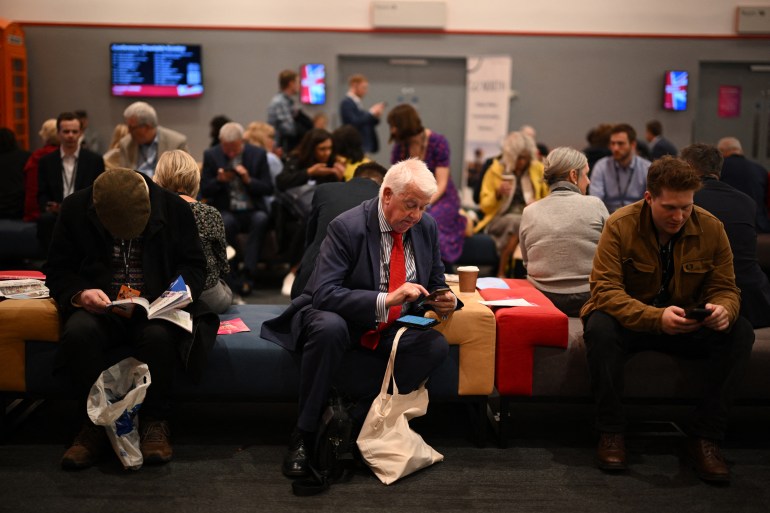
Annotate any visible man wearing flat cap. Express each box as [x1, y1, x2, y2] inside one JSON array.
[[44, 167, 206, 470]]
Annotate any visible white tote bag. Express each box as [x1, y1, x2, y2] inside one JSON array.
[[356, 327, 444, 484]]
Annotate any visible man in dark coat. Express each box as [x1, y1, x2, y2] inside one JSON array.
[[200, 122, 273, 284], [684, 143, 770, 328], [37, 112, 105, 252], [339, 74, 385, 154], [290, 162, 386, 298], [718, 136, 770, 233], [45, 168, 206, 470]]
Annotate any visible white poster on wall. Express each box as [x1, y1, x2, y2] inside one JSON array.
[[463, 55, 512, 206]]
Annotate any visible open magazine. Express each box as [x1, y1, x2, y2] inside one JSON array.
[[0, 279, 50, 299], [108, 275, 193, 332]]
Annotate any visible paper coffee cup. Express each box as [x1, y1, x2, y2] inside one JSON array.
[[457, 265, 480, 293]]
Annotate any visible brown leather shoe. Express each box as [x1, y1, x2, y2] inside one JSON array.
[[689, 437, 730, 483], [140, 419, 173, 464], [597, 432, 627, 471], [61, 421, 109, 470]]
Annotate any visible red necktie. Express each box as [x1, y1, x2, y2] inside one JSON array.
[[361, 231, 406, 349]]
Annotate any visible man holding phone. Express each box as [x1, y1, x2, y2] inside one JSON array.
[[581, 157, 755, 483], [262, 159, 459, 478]]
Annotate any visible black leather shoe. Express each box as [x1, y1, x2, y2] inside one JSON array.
[[282, 430, 309, 478]]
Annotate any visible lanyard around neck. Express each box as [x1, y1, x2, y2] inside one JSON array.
[[613, 159, 635, 203]]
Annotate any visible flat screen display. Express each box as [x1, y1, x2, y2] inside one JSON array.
[[663, 70, 688, 111], [111, 43, 203, 98], [300, 63, 326, 105]]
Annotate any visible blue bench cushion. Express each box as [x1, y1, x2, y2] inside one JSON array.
[[23, 304, 461, 401]]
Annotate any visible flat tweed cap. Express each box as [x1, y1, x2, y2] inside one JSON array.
[[93, 168, 150, 239]]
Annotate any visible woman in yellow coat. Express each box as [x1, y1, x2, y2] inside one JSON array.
[[475, 131, 548, 277]]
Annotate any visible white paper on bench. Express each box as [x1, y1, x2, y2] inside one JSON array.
[[475, 277, 510, 290], [478, 298, 538, 307]]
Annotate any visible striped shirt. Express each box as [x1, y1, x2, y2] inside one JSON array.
[[375, 201, 416, 322]]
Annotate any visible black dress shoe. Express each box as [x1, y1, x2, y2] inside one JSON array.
[[282, 431, 309, 478]]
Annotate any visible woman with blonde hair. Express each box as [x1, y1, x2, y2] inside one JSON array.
[[102, 123, 129, 167], [23, 118, 60, 221], [245, 121, 283, 192], [518, 147, 609, 316], [154, 150, 233, 313], [475, 130, 549, 277]]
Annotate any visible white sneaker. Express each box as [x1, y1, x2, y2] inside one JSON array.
[[281, 272, 295, 296]]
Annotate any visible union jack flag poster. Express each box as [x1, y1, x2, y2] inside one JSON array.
[[664, 70, 688, 111], [300, 64, 326, 105]]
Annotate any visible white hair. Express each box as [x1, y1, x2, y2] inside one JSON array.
[[502, 131, 538, 170], [380, 158, 437, 201], [717, 136, 742, 155], [123, 101, 158, 127], [219, 122, 245, 143]]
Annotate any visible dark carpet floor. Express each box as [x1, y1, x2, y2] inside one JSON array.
[[2, 398, 769, 513]]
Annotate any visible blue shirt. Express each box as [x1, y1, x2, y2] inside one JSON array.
[[589, 155, 651, 213]]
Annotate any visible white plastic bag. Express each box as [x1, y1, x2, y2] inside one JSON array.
[[87, 357, 152, 470]]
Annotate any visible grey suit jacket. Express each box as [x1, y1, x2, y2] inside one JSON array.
[[105, 125, 188, 170]]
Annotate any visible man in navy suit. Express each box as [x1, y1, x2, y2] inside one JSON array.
[[37, 111, 105, 253], [339, 74, 385, 154], [200, 122, 273, 284], [262, 158, 458, 478], [645, 120, 678, 161]]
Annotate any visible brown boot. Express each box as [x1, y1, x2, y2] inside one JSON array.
[[61, 421, 109, 470], [689, 437, 730, 483], [597, 432, 627, 471], [140, 419, 173, 464]]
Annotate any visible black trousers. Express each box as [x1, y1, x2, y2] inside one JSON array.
[[58, 309, 183, 420], [294, 308, 449, 433], [583, 310, 755, 440]]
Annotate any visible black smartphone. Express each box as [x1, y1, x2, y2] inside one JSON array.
[[395, 314, 440, 330], [416, 287, 451, 307], [685, 307, 712, 321]]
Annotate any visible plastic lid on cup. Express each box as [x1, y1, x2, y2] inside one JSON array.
[[457, 266, 480, 272]]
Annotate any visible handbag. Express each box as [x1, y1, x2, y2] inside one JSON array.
[[356, 326, 444, 484]]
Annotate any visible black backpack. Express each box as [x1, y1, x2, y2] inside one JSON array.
[[292, 392, 355, 496]]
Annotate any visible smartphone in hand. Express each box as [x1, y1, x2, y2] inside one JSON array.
[[685, 307, 712, 321], [416, 287, 451, 308]]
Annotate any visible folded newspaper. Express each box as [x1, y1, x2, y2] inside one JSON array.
[[108, 275, 193, 332], [0, 279, 50, 299]]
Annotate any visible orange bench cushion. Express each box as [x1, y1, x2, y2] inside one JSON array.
[[0, 298, 60, 392]]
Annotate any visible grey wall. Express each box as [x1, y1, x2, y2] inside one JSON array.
[[24, 25, 770, 173]]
